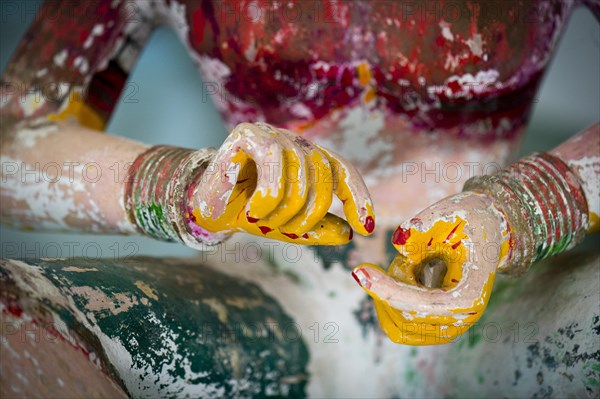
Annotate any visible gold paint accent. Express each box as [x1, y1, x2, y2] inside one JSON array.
[[357, 62, 372, 86], [202, 298, 228, 323], [47, 92, 106, 131], [363, 86, 376, 103], [134, 280, 159, 301], [588, 211, 600, 233]]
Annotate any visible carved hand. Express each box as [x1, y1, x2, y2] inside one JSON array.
[[188, 122, 376, 245]]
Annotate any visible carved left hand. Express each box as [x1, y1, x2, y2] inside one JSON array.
[[352, 192, 507, 345], [188, 122, 375, 245]]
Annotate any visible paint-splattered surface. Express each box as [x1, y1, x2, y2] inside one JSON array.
[[1, 248, 598, 397], [1, 256, 309, 397], [3, 0, 592, 232]]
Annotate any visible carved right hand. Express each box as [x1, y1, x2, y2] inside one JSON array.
[[186, 122, 375, 245]]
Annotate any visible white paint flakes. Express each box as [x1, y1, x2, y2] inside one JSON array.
[[14, 124, 57, 148], [53, 50, 68, 67], [439, 21, 454, 41], [317, 106, 389, 168], [569, 156, 600, 217]]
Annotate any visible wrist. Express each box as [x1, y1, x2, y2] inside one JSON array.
[[125, 145, 230, 249], [464, 152, 588, 275]]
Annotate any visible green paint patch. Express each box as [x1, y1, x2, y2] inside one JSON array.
[[312, 240, 356, 270], [405, 368, 416, 383], [478, 374, 485, 384], [409, 347, 418, 357], [586, 377, 599, 387], [148, 203, 164, 221], [283, 269, 301, 284], [468, 329, 482, 349], [23, 257, 310, 397]]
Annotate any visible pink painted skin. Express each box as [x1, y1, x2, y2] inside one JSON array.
[[549, 123, 600, 232]]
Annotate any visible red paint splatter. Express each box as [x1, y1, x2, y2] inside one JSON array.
[[191, 8, 206, 47], [451, 240, 462, 249], [227, 187, 246, 205], [282, 232, 299, 239], [435, 35, 445, 48], [451, 278, 459, 283], [246, 211, 259, 223], [427, 237, 433, 247], [392, 226, 411, 245], [352, 268, 371, 289], [351, 270, 362, 285], [259, 225, 273, 234], [349, 229, 354, 240], [302, 233, 309, 239], [444, 222, 462, 243], [447, 80, 462, 94], [364, 216, 375, 233], [5, 303, 23, 317]]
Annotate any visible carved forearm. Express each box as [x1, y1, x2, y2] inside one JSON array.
[[0, 120, 149, 233]]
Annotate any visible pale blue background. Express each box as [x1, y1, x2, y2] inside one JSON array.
[[1, 1, 599, 258]]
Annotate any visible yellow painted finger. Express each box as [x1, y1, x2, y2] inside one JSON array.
[[318, 146, 375, 236], [256, 126, 309, 227], [194, 122, 285, 222], [242, 134, 286, 220], [241, 212, 353, 245], [279, 139, 334, 235], [190, 160, 257, 233]]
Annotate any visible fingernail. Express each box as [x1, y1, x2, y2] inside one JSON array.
[[392, 226, 411, 245], [352, 268, 371, 289], [364, 216, 375, 233]]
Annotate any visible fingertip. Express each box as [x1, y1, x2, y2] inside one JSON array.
[[363, 215, 375, 234], [351, 266, 372, 289], [352, 263, 386, 290], [345, 201, 376, 237]]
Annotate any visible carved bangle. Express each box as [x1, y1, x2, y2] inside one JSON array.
[[124, 145, 230, 250], [464, 152, 588, 275]]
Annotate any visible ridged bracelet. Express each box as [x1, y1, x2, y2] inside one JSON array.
[[124, 145, 230, 250], [464, 152, 588, 275]]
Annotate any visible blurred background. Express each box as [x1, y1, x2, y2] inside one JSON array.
[[1, 1, 599, 258]]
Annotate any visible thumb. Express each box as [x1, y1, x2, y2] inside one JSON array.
[[351, 263, 398, 300]]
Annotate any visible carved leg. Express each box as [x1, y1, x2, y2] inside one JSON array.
[[1, 241, 598, 397]]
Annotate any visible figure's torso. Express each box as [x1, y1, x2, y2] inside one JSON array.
[[172, 0, 568, 137], [151, 0, 575, 224]]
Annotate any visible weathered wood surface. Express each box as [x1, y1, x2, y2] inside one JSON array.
[[1, 247, 599, 398]]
